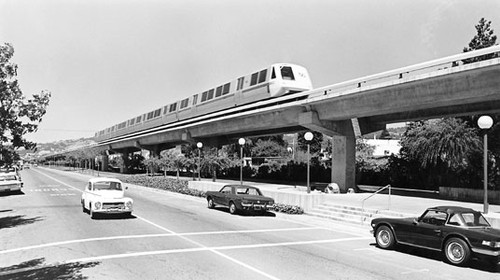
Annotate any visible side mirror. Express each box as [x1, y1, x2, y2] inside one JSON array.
[[125, 186, 128, 190], [412, 219, 419, 225]]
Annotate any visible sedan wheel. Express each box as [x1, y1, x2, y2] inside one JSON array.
[[375, 225, 395, 249], [444, 238, 470, 266], [207, 198, 215, 209], [90, 204, 97, 219], [229, 202, 237, 215]]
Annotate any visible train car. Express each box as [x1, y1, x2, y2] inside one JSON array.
[[95, 63, 312, 143]]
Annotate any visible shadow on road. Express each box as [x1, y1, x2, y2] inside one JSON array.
[[0, 215, 44, 229], [0, 191, 25, 197], [210, 206, 276, 217], [369, 243, 500, 273], [0, 257, 99, 280], [90, 213, 137, 220]]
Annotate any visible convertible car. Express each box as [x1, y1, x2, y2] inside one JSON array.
[[206, 185, 274, 214], [81, 177, 133, 219], [371, 206, 500, 266]]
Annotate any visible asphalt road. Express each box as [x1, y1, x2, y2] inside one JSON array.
[[0, 167, 499, 280]]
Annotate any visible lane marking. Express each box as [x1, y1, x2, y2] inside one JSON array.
[[0, 227, 320, 254], [65, 236, 372, 266]]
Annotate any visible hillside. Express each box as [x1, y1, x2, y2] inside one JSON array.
[[21, 137, 96, 160]]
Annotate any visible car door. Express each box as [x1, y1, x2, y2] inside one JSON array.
[[412, 210, 447, 250], [215, 186, 232, 206]]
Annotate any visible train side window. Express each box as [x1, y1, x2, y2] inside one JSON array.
[[271, 67, 276, 79], [129, 118, 135, 126], [223, 83, 230, 94], [237, 77, 244, 90], [169, 103, 177, 112], [207, 89, 214, 100], [258, 69, 267, 83], [281, 66, 295, 80], [193, 94, 198, 105], [215, 86, 223, 97], [201, 91, 208, 102], [250, 72, 258, 86], [136, 116, 142, 123], [154, 108, 161, 117], [180, 98, 189, 109], [147, 111, 154, 120]]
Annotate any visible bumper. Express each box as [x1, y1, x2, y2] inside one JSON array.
[[241, 203, 273, 211], [0, 184, 22, 192], [472, 247, 500, 257]]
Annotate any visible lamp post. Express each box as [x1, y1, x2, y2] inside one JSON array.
[[304, 132, 314, 194], [238, 138, 246, 185], [478, 115, 493, 214], [197, 142, 203, 181]]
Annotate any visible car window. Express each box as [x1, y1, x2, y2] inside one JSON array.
[[87, 183, 91, 191], [421, 210, 447, 226], [461, 212, 490, 227], [0, 175, 17, 181], [220, 186, 232, 194], [93, 182, 122, 191]]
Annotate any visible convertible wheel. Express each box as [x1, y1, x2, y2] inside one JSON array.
[[375, 225, 395, 249], [444, 238, 471, 266], [229, 202, 237, 215], [207, 197, 215, 209]]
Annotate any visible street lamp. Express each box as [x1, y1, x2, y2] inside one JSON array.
[[478, 115, 493, 214], [304, 132, 314, 194], [238, 138, 246, 185], [197, 142, 203, 181]]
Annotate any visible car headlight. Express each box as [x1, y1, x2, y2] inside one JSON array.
[[94, 202, 102, 210], [126, 201, 133, 208], [482, 241, 500, 248]]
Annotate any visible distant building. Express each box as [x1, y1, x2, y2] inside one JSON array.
[[365, 139, 401, 157]]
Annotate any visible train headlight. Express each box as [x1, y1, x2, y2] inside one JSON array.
[[94, 202, 102, 210]]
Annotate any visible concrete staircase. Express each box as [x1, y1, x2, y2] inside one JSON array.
[[306, 201, 412, 226]]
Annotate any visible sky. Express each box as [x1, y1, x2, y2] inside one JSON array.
[[1, 0, 499, 144]]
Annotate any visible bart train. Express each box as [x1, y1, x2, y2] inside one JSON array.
[[95, 63, 313, 142]]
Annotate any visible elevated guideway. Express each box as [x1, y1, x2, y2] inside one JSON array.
[[91, 46, 500, 191]]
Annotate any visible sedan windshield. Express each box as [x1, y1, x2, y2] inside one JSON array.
[[236, 187, 262, 196]]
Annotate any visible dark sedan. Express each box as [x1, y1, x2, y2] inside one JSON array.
[[371, 206, 500, 266], [206, 185, 275, 214]]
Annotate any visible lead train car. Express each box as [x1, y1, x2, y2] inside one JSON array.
[[95, 63, 312, 142]]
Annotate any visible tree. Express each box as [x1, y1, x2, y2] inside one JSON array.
[[250, 139, 287, 158], [463, 18, 497, 63], [0, 43, 51, 165], [400, 119, 481, 170]]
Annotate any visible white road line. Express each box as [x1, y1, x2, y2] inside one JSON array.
[[0, 227, 319, 255], [31, 169, 83, 193], [63, 237, 372, 269]]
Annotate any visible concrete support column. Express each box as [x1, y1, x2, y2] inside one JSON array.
[[120, 151, 130, 174], [332, 134, 356, 193], [101, 154, 109, 171]]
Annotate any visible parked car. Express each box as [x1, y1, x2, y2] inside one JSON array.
[[371, 206, 500, 266], [81, 177, 133, 219], [0, 173, 23, 193], [206, 184, 274, 214]]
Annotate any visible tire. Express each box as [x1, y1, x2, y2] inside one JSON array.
[[444, 238, 471, 266], [375, 225, 396, 249], [81, 200, 88, 213], [207, 197, 215, 209], [229, 202, 237, 215], [90, 204, 97, 219]]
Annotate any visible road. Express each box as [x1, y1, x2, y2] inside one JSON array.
[[0, 167, 498, 279]]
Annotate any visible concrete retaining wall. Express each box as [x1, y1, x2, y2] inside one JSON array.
[[439, 187, 500, 204]]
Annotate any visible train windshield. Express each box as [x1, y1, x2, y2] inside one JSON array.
[[280, 66, 295, 81]]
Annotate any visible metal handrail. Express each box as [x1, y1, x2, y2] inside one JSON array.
[[361, 184, 391, 213]]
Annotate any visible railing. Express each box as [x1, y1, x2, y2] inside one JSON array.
[[361, 184, 392, 213]]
